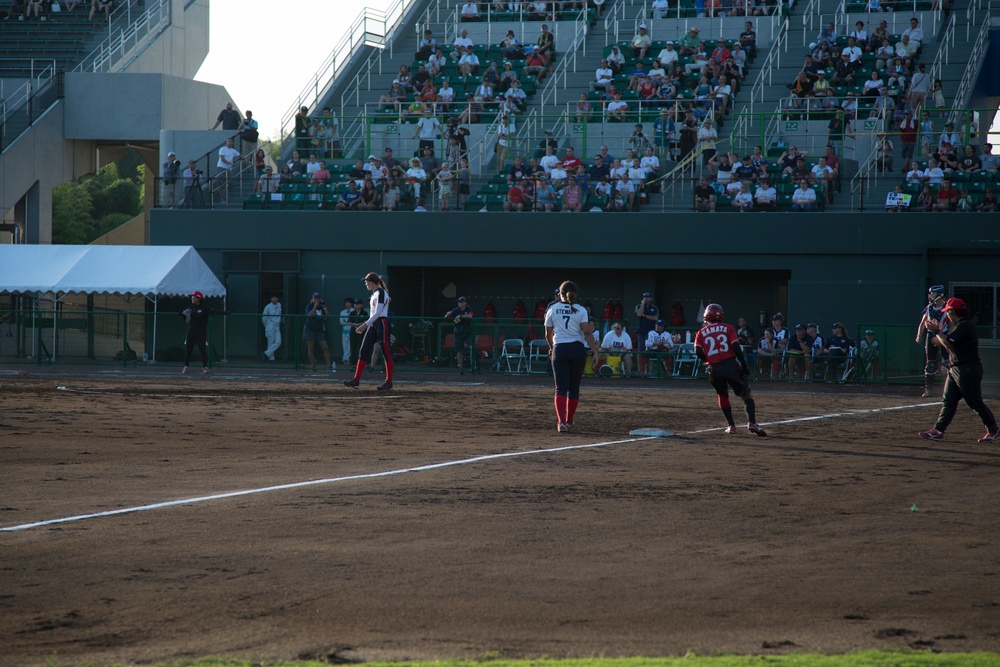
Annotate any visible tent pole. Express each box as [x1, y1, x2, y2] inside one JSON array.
[[153, 296, 158, 365], [222, 295, 228, 363], [52, 292, 59, 363]]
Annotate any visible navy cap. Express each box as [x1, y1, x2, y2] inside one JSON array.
[[795, 323, 806, 330], [457, 296, 467, 302], [642, 291, 652, 297], [807, 322, 818, 328], [312, 292, 320, 297], [655, 319, 666, 326], [832, 321, 845, 329]]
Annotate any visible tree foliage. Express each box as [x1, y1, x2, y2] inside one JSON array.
[[52, 153, 143, 245]]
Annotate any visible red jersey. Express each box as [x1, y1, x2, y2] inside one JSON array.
[[694, 322, 739, 365]]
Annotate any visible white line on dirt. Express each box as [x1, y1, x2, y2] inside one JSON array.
[[1, 401, 938, 534], [53, 386, 401, 400]]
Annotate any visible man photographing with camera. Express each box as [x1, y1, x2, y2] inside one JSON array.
[[161, 151, 181, 207], [181, 160, 205, 209]]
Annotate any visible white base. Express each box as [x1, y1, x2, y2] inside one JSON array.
[[629, 428, 674, 437]]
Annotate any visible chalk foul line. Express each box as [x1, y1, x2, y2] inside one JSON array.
[[1, 401, 938, 533]]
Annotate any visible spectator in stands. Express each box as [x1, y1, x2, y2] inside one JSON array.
[[435, 163, 454, 211], [684, 43, 710, 76], [755, 327, 778, 376], [359, 176, 379, 211], [980, 144, 998, 173], [815, 21, 838, 45], [631, 24, 652, 60], [212, 137, 240, 203], [678, 27, 701, 56], [791, 157, 812, 184], [905, 160, 926, 184], [645, 320, 674, 375], [89, 0, 112, 20], [791, 179, 817, 212], [785, 324, 813, 379], [903, 16, 923, 49], [504, 79, 527, 112], [731, 181, 754, 212], [304, 153, 321, 179], [377, 81, 406, 111], [694, 175, 716, 212], [405, 158, 427, 201], [6, 0, 28, 18], [872, 38, 894, 71], [843, 36, 863, 63], [412, 64, 431, 91], [938, 122, 960, 153], [713, 75, 732, 115], [255, 165, 279, 198], [934, 178, 958, 211], [212, 102, 241, 131], [413, 108, 441, 152], [615, 172, 636, 209], [957, 188, 975, 212], [696, 118, 718, 172], [824, 323, 853, 374], [574, 93, 592, 124], [867, 19, 888, 50], [562, 146, 582, 172], [501, 30, 524, 60], [897, 110, 918, 171], [336, 181, 363, 210], [606, 93, 629, 122], [536, 24, 555, 65], [419, 147, 440, 183], [754, 178, 777, 211], [549, 159, 569, 189], [450, 29, 473, 61], [561, 176, 584, 212], [458, 47, 481, 78], [924, 158, 944, 184], [528, 0, 548, 20], [958, 145, 982, 175], [651, 0, 670, 17], [460, 0, 479, 20], [831, 52, 859, 87], [534, 176, 558, 211], [292, 106, 310, 150], [627, 61, 649, 91], [938, 143, 959, 174], [979, 187, 997, 212], [640, 146, 660, 181], [382, 179, 402, 211], [592, 58, 614, 92], [428, 47, 447, 78], [894, 34, 918, 69], [656, 42, 679, 69], [740, 22, 757, 57], [415, 29, 436, 60], [523, 47, 547, 82], [606, 45, 626, 75], [347, 158, 366, 186], [277, 165, 293, 188], [915, 185, 934, 211], [863, 70, 885, 98], [503, 178, 530, 211]]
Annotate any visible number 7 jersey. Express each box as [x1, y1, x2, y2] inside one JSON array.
[[694, 322, 739, 365]]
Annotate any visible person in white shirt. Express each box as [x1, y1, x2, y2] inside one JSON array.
[[791, 179, 817, 211], [428, 48, 447, 77], [504, 79, 527, 112], [924, 158, 944, 184], [305, 154, 321, 177], [539, 146, 559, 173], [732, 181, 754, 212], [261, 295, 282, 362], [754, 178, 777, 211], [549, 161, 568, 189], [438, 80, 456, 111], [894, 34, 918, 61], [615, 173, 635, 209], [811, 157, 834, 189], [458, 46, 480, 77], [902, 17, 923, 49], [606, 94, 629, 121], [905, 161, 926, 183], [842, 37, 863, 63], [606, 45, 626, 74], [593, 59, 614, 90], [214, 137, 241, 202], [338, 298, 354, 364], [656, 42, 679, 67], [600, 322, 634, 373], [460, 0, 479, 20], [544, 280, 601, 432], [405, 158, 427, 199], [609, 158, 627, 181], [645, 320, 675, 376], [450, 29, 474, 60], [651, 0, 670, 17], [640, 147, 660, 179], [412, 108, 442, 150]]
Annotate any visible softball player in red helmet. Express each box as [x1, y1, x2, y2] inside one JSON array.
[[344, 272, 394, 391], [694, 303, 766, 436]]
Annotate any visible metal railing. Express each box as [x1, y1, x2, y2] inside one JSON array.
[[73, 0, 171, 73], [948, 1, 995, 125], [730, 14, 788, 143], [539, 17, 589, 114], [279, 0, 422, 145], [0, 65, 62, 154]]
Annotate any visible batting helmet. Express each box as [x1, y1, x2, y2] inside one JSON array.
[[703, 303, 724, 323]]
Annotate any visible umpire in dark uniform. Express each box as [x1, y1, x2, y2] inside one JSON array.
[[919, 297, 999, 444]]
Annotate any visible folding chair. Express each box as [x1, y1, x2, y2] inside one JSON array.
[[672, 343, 700, 377], [527, 339, 550, 373], [499, 338, 527, 373]]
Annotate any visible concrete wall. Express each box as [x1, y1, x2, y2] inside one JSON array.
[[148, 209, 1000, 332], [127, 0, 211, 80], [0, 102, 97, 244], [63, 72, 233, 141]]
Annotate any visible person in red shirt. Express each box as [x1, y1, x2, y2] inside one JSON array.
[[694, 303, 767, 436], [898, 110, 918, 173], [561, 147, 581, 172], [933, 178, 958, 211], [503, 178, 530, 211]]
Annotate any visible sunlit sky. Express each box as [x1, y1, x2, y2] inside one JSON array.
[[195, 0, 393, 141]]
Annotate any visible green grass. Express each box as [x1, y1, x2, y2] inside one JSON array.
[[61, 652, 1000, 667]]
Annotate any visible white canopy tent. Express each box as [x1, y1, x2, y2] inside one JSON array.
[[0, 245, 226, 362]]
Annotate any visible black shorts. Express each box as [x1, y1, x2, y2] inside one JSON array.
[[708, 358, 750, 398]]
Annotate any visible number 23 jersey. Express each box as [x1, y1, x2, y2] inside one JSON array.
[[694, 322, 739, 365]]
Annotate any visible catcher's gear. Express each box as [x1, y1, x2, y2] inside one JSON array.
[[703, 303, 724, 323], [928, 285, 945, 302]]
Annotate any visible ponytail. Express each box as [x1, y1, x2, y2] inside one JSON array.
[[364, 271, 388, 291], [559, 280, 578, 308]]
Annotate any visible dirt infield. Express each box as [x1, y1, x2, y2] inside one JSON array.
[[1, 369, 999, 667]]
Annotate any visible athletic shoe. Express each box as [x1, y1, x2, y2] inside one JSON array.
[[202, 367, 210, 374], [921, 388, 932, 398], [557, 423, 569, 432], [748, 422, 767, 437], [919, 428, 944, 442], [343, 379, 359, 389], [181, 366, 188, 374], [724, 425, 737, 434], [376, 381, 393, 392], [978, 431, 999, 444]]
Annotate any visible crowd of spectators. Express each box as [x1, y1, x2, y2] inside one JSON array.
[[4, 0, 114, 20]]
